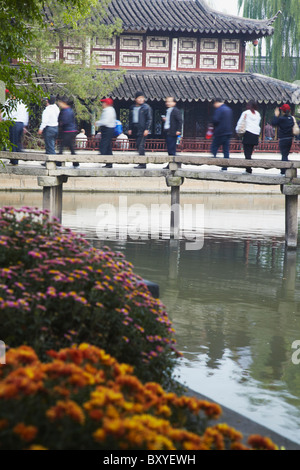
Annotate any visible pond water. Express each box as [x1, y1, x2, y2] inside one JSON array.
[[2, 191, 300, 445]]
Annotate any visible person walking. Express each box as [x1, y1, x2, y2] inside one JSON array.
[[162, 96, 182, 169], [236, 100, 261, 174], [38, 95, 59, 157], [272, 104, 295, 175], [95, 98, 116, 168], [0, 92, 29, 165], [211, 98, 233, 171], [128, 91, 152, 169], [57, 96, 78, 167]]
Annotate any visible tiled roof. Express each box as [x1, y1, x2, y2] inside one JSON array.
[[111, 70, 300, 104], [103, 0, 278, 37]]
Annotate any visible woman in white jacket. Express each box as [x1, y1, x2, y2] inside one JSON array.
[[236, 100, 261, 174]]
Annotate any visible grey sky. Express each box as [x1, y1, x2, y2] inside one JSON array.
[[207, 0, 240, 16]]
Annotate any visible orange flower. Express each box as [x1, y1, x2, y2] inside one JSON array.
[[0, 419, 9, 430], [53, 385, 71, 398], [46, 400, 85, 425], [215, 423, 243, 442], [13, 423, 38, 442], [248, 434, 278, 450], [89, 409, 103, 421], [6, 346, 39, 368], [0, 382, 19, 399]]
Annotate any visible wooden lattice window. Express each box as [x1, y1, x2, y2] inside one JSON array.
[[95, 37, 115, 48], [120, 108, 130, 133]]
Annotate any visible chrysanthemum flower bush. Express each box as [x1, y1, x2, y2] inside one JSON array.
[[0, 344, 278, 450], [0, 206, 178, 384]]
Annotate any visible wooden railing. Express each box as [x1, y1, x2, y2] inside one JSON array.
[[23, 136, 300, 154], [76, 137, 300, 153]]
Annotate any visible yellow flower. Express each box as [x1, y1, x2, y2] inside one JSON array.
[[27, 445, 48, 450], [93, 429, 106, 442], [156, 405, 172, 418]]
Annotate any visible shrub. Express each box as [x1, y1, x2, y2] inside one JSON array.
[[0, 206, 179, 385], [0, 344, 278, 450]]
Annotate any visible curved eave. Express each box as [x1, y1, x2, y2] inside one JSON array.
[[110, 70, 300, 105], [105, 20, 274, 37], [103, 0, 277, 39]]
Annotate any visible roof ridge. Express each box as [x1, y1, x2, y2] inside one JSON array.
[[103, 0, 276, 36]]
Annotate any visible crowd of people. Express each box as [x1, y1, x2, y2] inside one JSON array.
[[210, 97, 299, 173], [0, 89, 299, 172]]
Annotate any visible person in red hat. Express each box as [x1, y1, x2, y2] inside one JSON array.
[[272, 104, 295, 175], [95, 98, 116, 168]]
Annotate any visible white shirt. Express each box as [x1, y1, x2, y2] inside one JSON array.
[[76, 132, 88, 148], [236, 110, 261, 135], [76, 132, 87, 140], [39, 104, 60, 131], [2, 99, 29, 126], [116, 132, 129, 149], [164, 107, 174, 130], [95, 106, 117, 128]]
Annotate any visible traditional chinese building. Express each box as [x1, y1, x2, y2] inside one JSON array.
[[46, 0, 300, 141]]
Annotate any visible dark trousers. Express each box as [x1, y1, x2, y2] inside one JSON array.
[[132, 126, 147, 155], [43, 126, 58, 155], [59, 131, 76, 154], [9, 121, 24, 164], [211, 134, 231, 170], [166, 135, 177, 156], [99, 127, 114, 155], [243, 144, 255, 173], [279, 137, 293, 174]]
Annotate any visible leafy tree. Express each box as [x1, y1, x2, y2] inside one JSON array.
[[30, 0, 124, 122], [0, 0, 124, 148], [238, 0, 300, 82]]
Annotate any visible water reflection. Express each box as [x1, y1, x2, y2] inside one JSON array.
[[1, 191, 300, 443]]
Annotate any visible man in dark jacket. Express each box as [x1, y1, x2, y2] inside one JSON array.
[[162, 97, 183, 169], [57, 96, 78, 167], [128, 91, 152, 169], [272, 104, 295, 175], [211, 98, 233, 171]]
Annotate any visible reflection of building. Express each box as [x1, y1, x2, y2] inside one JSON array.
[[46, 0, 300, 139]]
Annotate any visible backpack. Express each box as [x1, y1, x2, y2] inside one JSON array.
[[114, 120, 123, 137]]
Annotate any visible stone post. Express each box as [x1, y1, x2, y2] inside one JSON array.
[[37, 176, 68, 223], [166, 169, 184, 239], [281, 168, 299, 250]]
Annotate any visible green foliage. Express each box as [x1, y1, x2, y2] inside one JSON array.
[[0, 0, 124, 146], [40, 64, 125, 121], [238, 0, 300, 82], [0, 207, 180, 386], [29, 0, 124, 120]]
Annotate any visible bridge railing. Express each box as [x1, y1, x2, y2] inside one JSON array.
[[1, 150, 300, 249], [23, 136, 300, 154]]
